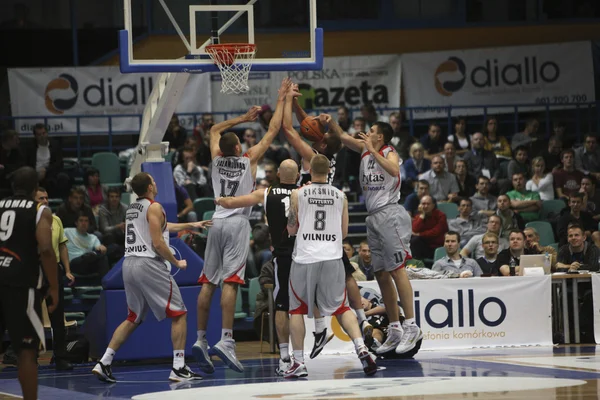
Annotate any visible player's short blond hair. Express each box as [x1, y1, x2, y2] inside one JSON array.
[[310, 154, 330, 176]]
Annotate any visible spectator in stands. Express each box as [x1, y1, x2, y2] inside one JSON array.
[[403, 142, 430, 188], [64, 212, 110, 278], [0, 129, 25, 195], [337, 106, 351, 132], [557, 193, 596, 246], [575, 133, 600, 180], [512, 118, 540, 150], [389, 112, 415, 162], [349, 117, 366, 135], [258, 105, 291, 165], [496, 194, 525, 238], [506, 172, 541, 222], [420, 155, 459, 203], [453, 159, 477, 199], [343, 239, 355, 260], [97, 187, 126, 248], [553, 149, 584, 199], [421, 123, 446, 159], [350, 241, 374, 281], [164, 114, 187, 151], [551, 121, 575, 150], [442, 142, 459, 174], [264, 161, 278, 186], [411, 195, 448, 260], [483, 116, 512, 160], [556, 224, 600, 272], [463, 132, 500, 186], [498, 230, 534, 276], [447, 116, 470, 155], [360, 104, 384, 129], [476, 232, 502, 276], [470, 176, 497, 217], [461, 215, 508, 259], [173, 145, 209, 201], [527, 157, 554, 201], [57, 187, 98, 234], [432, 232, 482, 278], [448, 198, 486, 245], [403, 179, 429, 217], [580, 176, 600, 220], [241, 128, 257, 153], [174, 180, 197, 223], [507, 146, 530, 181], [81, 167, 107, 212], [193, 113, 214, 143], [24, 123, 69, 200], [523, 227, 558, 268], [540, 136, 563, 173]]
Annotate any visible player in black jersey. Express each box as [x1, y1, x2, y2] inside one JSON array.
[[280, 84, 374, 358], [216, 159, 299, 375], [0, 167, 58, 400]]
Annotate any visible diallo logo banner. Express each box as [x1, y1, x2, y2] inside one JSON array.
[[45, 73, 79, 115]]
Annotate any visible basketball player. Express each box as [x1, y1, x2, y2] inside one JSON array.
[[215, 159, 299, 375], [192, 78, 292, 374], [0, 166, 58, 400], [285, 154, 377, 378], [282, 84, 373, 358], [93, 172, 211, 383], [326, 116, 423, 355]]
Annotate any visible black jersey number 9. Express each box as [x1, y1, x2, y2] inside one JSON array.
[[0, 211, 16, 241]]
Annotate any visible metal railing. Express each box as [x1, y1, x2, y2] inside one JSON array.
[[1, 101, 598, 158]]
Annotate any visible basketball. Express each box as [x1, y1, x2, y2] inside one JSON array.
[[300, 117, 325, 142]]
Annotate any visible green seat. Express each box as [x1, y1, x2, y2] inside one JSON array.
[[433, 246, 446, 262], [437, 202, 458, 219], [63, 287, 73, 301], [248, 277, 261, 314], [525, 221, 555, 247], [548, 242, 559, 252], [203, 210, 215, 221], [540, 199, 566, 220], [76, 286, 103, 300], [92, 152, 121, 185], [194, 198, 216, 221], [121, 192, 131, 205], [234, 288, 247, 319], [406, 259, 425, 269]]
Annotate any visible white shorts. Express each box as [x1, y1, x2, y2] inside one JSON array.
[[366, 204, 412, 273], [199, 215, 250, 285], [123, 256, 186, 323], [289, 258, 349, 318]]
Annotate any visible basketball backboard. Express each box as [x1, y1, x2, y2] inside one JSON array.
[[120, 0, 323, 73]]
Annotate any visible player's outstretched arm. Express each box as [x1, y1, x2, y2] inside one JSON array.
[[358, 132, 400, 177], [326, 116, 364, 153], [209, 106, 262, 160], [167, 219, 213, 233], [148, 203, 182, 267], [247, 78, 292, 163], [342, 196, 349, 239], [287, 189, 299, 236], [216, 188, 266, 209], [37, 207, 59, 313], [292, 96, 309, 124], [283, 85, 316, 163]]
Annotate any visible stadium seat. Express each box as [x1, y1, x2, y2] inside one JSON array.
[[121, 192, 132, 205], [92, 152, 122, 185], [235, 288, 247, 319], [525, 221, 555, 246], [540, 199, 566, 220], [194, 197, 216, 221], [437, 202, 458, 219], [203, 210, 215, 221], [433, 246, 446, 262], [548, 242, 559, 252], [248, 277, 260, 314]]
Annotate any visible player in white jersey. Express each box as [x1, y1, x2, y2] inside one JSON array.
[[326, 116, 423, 355], [193, 78, 293, 374], [284, 155, 377, 378], [283, 84, 375, 357], [93, 172, 210, 383]]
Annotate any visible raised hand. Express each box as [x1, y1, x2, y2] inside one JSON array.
[[357, 132, 376, 154], [243, 106, 262, 122], [278, 77, 292, 99], [317, 114, 332, 126]]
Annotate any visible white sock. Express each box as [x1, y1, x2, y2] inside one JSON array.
[[314, 317, 326, 334], [355, 309, 367, 325], [100, 348, 115, 366], [173, 350, 185, 370], [293, 350, 304, 363], [279, 343, 290, 361], [352, 337, 365, 353], [404, 318, 416, 326], [197, 330, 206, 342], [221, 329, 233, 341], [389, 321, 402, 330]]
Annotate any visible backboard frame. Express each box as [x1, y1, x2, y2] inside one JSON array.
[[119, 0, 323, 74]]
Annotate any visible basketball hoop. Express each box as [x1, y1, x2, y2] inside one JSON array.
[[205, 43, 257, 95]]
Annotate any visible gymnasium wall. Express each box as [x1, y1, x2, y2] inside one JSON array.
[[102, 23, 600, 64]]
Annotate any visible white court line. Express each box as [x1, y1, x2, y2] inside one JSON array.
[[0, 391, 22, 399]]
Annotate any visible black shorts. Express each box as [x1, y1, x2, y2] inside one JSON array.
[[273, 255, 292, 312], [0, 286, 43, 353], [342, 252, 354, 278]]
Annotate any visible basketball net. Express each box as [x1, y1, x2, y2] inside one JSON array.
[[205, 43, 257, 95]]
